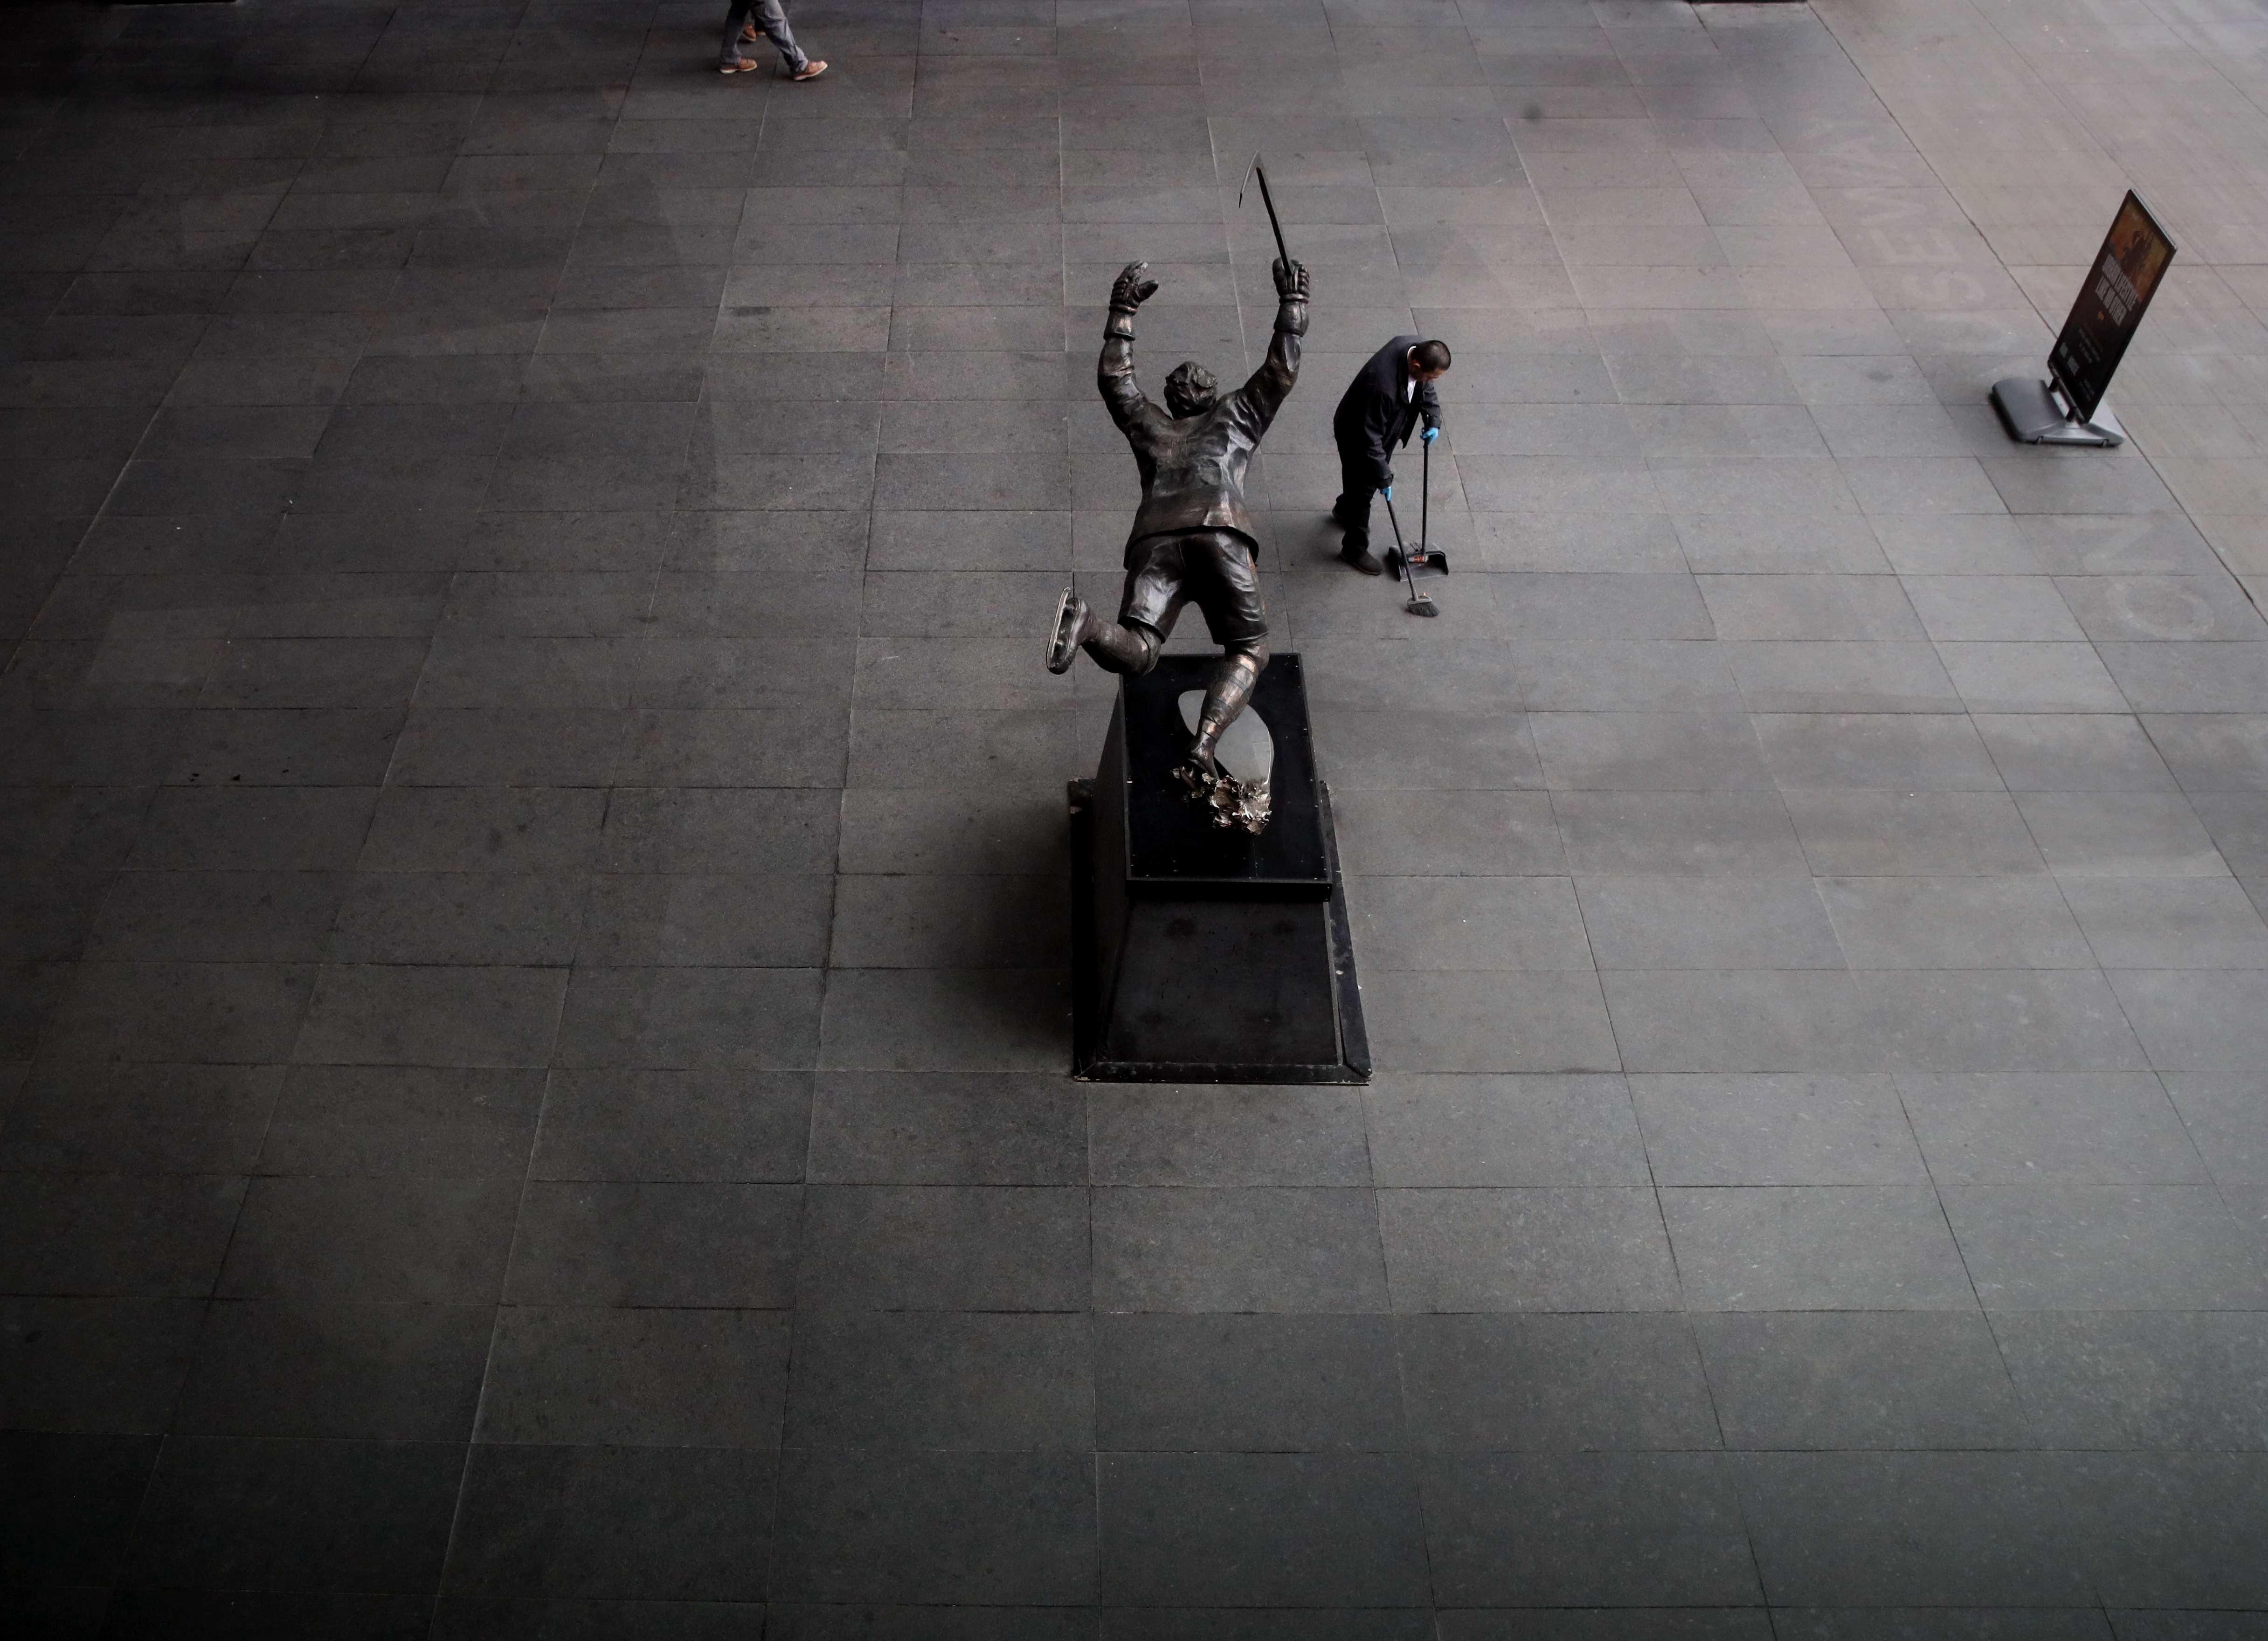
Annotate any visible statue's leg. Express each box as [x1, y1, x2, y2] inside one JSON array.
[[1048, 589, 1165, 676], [1189, 637, 1267, 773], [1182, 529, 1271, 775], [1082, 617, 1162, 676], [1064, 535, 1179, 677]]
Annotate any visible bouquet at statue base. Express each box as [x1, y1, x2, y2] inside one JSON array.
[[1174, 763, 1272, 834]]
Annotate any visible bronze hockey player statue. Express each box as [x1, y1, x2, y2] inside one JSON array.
[[1047, 256, 1310, 831]]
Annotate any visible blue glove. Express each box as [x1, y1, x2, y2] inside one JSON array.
[[1381, 486, 1392, 499], [1422, 425, 1438, 443]]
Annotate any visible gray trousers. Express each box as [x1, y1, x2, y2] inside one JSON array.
[[723, 0, 806, 68]]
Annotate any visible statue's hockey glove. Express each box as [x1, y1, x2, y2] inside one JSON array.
[[1107, 261, 1157, 340], [1272, 257, 1310, 336], [1110, 261, 1160, 312]]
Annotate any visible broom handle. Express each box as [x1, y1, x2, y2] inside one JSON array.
[[1420, 431, 1429, 555]]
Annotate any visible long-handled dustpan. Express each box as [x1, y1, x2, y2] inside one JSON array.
[[1383, 433, 1449, 581]]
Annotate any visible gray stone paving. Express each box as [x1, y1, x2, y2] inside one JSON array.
[[3, 0, 2268, 1631]]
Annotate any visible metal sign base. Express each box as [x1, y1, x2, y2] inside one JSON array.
[[1991, 376, 2125, 447]]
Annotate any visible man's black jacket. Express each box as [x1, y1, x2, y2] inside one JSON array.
[[1332, 334, 1442, 487]]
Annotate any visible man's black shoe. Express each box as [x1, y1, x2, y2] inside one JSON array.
[[1338, 543, 1383, 576]]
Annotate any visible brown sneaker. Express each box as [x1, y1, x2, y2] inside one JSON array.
[[791, 57, 828, 81]]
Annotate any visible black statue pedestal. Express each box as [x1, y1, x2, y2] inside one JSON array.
[[1068, 653, 1369, 1083]]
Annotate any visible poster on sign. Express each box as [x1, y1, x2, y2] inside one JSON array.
[[1991, 190, 2174, 445], [2050, 191, 2176, 422]]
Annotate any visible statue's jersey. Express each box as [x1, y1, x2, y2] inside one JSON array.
[[1098, 320, 1302, 551]]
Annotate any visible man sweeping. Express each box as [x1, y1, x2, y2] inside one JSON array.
[[1332, 335, 1450, 575], [1046, 255, 1311, 819]]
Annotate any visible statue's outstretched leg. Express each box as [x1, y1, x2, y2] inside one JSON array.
[[1187, 638, 1266, 774], [1048, 587, 1161, 677]]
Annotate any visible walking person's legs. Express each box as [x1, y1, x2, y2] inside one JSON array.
[[723, 0, 825, 76], [720, 0, 759, 66], [747, 0, 807, 69]]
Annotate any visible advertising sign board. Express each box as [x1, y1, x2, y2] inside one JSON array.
[[2049, 191, 2176, 422]]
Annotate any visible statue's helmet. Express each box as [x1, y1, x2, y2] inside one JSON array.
[[1164, 360, 1220, 419]]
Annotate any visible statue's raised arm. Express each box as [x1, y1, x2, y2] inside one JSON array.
[[1233, 256, 1309, 433], [1098, 261, 1160, 433]]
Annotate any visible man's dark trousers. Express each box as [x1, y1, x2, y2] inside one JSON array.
[[1332, 451, 1381, 554], [1332, 332, 1438, 554]]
